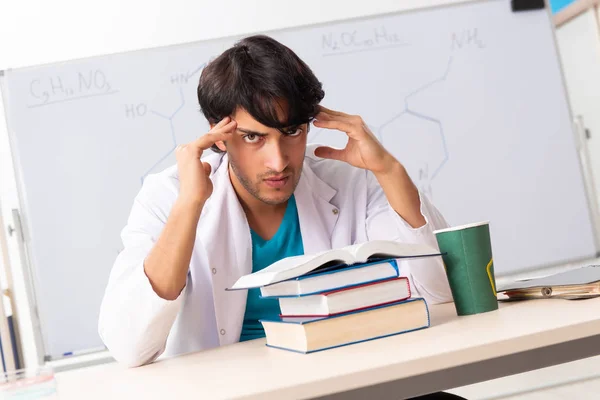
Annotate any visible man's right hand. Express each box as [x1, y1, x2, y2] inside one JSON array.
[[175, 117, 237, 205], [143, 117, 236, 301]]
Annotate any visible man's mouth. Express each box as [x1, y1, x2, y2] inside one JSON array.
[[263, 175, 290, 188]]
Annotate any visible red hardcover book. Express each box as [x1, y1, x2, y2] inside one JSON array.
[[278, 277, 411, 317]]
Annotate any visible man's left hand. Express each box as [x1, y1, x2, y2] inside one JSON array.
[[313, 106, 398, 174]]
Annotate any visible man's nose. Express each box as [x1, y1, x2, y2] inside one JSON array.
[[264, 142, 289, 173]]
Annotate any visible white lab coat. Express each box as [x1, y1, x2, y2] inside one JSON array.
[[98, 144, 452, 367]]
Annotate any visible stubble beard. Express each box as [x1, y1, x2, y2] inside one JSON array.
[[229, 160, 302, 206]]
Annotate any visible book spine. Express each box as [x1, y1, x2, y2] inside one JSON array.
[[422, 298, 430, 328], [279, 296, 412, 318], [295, 259, 400, 281], [265, 318, 431, 354], [259, 277, 390, 299], [321, 276, 408, 296]]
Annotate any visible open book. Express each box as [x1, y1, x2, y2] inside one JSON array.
[[228, 240, 441, 290]]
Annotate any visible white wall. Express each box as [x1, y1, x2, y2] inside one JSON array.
[[0, 0, 470, 71]]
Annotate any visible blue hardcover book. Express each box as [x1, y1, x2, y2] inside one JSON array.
[[259, 298, 430, 354], [259, 259, 400, 298]]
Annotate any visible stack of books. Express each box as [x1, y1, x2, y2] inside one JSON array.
[[229, 240, 441, 353]]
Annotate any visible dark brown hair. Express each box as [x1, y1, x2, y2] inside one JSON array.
[[197, 35, 325, 152]]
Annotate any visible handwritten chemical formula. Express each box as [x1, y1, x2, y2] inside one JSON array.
[[322, 26, 408, 56], [28, 70, 118, 108]]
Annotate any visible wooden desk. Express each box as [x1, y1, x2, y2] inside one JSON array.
[[55, 299, 600, 399]]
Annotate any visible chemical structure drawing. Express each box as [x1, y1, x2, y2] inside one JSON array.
[[378, 56, 453, 199], [140, 86, 186, 184], [136, 61, 209, 184], [135, 28, 483, 191], [307, 57, 453, 199], [137, 55, 455, 193]]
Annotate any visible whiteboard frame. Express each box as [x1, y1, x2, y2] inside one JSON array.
[[0, 73, 48, 365], [1, 0, 599, 362]]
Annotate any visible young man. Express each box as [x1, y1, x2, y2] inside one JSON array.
[[99, 35, 453, 368]]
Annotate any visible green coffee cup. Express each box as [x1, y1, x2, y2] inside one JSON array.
[[434, 221, 498, 316]]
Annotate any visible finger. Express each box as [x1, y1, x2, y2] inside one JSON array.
[[312, 118, 359, 138], [193, 120, 236, 149], [191, 130, 234, 151], [202, 162, 212, 175], [209, 119, 237, 134], [316, 111, 356, 127], [316, 109, 349, 122], [314, 146, 346, 162], [318, 106, 349, 118], [210, 116, 231, 131]]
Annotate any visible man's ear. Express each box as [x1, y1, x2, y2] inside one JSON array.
[[215, 140, 227, 152]]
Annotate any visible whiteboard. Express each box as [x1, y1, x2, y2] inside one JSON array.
[[1, 0, 597, 359]]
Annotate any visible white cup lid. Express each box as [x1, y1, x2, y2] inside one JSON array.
[[433, 221, 490, 235]]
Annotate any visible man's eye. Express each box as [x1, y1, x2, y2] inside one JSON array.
[[286, 128, 303, 137], [243, 134, 262, 144]]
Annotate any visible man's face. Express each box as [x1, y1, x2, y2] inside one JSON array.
[[217, 107, 308, 206]]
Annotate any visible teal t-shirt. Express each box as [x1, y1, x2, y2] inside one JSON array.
[[239, 195, 304, 342]]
